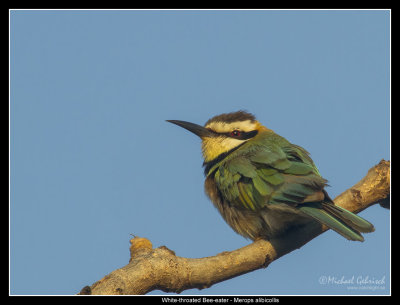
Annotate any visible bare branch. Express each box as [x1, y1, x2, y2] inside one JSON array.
[[78, 160, 390, 295]]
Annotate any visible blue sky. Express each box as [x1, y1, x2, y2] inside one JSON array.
[[10, 10, 390, 295]]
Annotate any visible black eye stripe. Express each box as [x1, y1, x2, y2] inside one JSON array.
[[225, 130, 258, 140]]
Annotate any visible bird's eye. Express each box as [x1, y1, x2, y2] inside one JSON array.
[[231, 130, 241, 137]]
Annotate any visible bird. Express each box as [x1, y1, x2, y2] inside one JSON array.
[[167, 110, 375, 242]]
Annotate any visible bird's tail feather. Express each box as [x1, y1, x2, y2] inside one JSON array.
[[321, 202, 375, 233], [299, 202, 375, 242]]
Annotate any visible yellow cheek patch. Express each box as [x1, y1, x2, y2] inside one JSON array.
[[202, 137, 245, 162]]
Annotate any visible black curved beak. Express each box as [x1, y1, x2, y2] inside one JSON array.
[[166, 120, 216, 138]]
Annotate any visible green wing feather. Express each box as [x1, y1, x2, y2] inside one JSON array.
[[207, 131, 374, 240], [209, 133, 325, 210], [246, 136, 326, 206]]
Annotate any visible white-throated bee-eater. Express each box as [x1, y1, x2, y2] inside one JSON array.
[[167, 111, 374, 241]]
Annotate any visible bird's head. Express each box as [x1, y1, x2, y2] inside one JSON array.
[[167, 111, 269, 162]]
